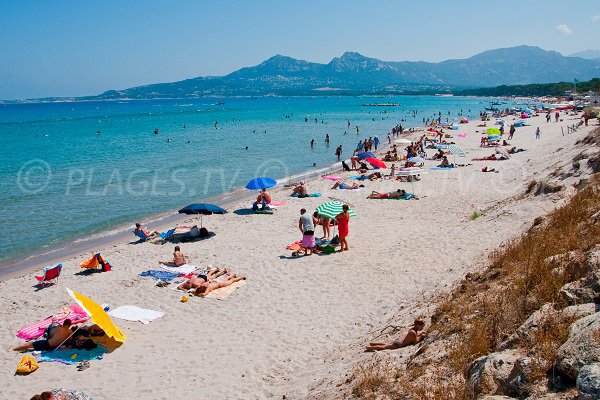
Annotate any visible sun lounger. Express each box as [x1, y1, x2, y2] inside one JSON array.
[[17, 304, 88, 340]]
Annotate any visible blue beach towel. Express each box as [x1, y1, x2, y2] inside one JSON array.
[[349, 175, 369, 180], [39, 345, 108, 364], [291, 193, 321, 197], [139, 270, 181, 281]]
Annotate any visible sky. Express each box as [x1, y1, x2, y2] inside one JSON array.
[[1, 0, 599, 99]]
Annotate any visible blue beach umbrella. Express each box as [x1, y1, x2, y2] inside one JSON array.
[[179, 203, 227, 228], [245, 177, 276, 190], [357, 152, 375, 160]]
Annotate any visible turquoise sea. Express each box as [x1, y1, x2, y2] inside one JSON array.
[[0, 96, 490, 266]]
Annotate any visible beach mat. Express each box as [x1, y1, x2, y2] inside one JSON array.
[[205, 280, 246, 300], [139, 270, 182, 281], [159, 263, 198, 274], [430, 167, 455, 170], [108, 305, 164, 324], [17, 305, 89, 340], [291, 193, 321, 197], [39, 345, 108, 365]]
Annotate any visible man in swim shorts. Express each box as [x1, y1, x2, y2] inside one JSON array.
[[14, 319, 73, 352]]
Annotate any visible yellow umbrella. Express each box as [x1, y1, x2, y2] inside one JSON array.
[[67, 288, 126, 343]]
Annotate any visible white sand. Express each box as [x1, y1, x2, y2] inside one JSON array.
[[0, 111, 596, 399]]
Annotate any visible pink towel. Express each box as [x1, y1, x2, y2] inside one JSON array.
[[321, 175, 342, 181], [269, 200, 287, 207], [17, 304, 89, 340]]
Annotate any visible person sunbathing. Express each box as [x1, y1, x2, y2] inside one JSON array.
[[365, 319, 427, 352], [367, 189, 407, 199], [332, 181, 364, 190], [507, 147, 525, 154], [193, 274, 246, 297], [134, 222, 160, 238], [369, 171, 383, 181], [177, 267, 230, 291], [431, 149, 444, 160], [14, 319, 74, 352], [160, 245, 187, 267], [437, 156, 451, 168], [291, 181, 308, 196]]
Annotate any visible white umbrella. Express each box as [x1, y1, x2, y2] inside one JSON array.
[[396, 168, 424, 195]]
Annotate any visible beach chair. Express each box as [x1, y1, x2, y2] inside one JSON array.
[[158, 228, 176, 240], [80, 253, 112, 272], [35, 263, 62, 287], [134, 230, 152, 241]]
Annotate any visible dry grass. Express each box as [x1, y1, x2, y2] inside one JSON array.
[[350, 160, 600, 398]]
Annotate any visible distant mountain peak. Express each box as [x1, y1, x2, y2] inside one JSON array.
[[569, 49, 600, 60]]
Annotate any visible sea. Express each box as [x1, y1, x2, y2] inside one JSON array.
[[0, 95, 493, 269]]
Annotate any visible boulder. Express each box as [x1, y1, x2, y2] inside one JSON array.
[[560, 272, 600, 305], [480, 396, 515, 400], [500, 304, 554, 350], [576, 362, 600, 399], [465, 349, 522, 397], [555, 313, 600, 380], [503, 356, 533, 398], [561, 303, 597, 319]]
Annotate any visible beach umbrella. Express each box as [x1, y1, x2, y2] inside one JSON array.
[[407, 156, 425, 164], [447, 144, 465, 165], [486, 127, 501, 136], [315, 201, 357, 220], [393, 138, 412, 145], [245, 177, 276, 190], [397, 167, 424, 195], [67, 288, 126, 343], [356, 151, 375, 160], [178, 203, 227, 228], [365, 157, 386, 169]]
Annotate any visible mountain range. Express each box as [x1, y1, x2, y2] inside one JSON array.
[[87, 46, 600, 99]]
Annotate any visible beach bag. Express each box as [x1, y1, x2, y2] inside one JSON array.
[[321, 245, 336, 254], [16, 356, 39, 374], [330, 235, 340, 245]]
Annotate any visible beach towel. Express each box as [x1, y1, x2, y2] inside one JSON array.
[[430, 167, 455, 170], [371, 193, 415, 200], [472, 158, 507, 161], [108, 305, 164, 324], [349, 175, 369, 180], [286, 241, 302, 251], [205, 280, 246, 300], [321, 175, 342, 181], [139, 270, 181, 281], [291, 193, 321, 197], [254, 210, 274, 214], [17, 305, 89, 340], [39, 345, 108, 365], [159, 263, 198, 274]]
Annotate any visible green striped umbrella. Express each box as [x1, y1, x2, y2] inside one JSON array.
[[315, 201, 357, 219]]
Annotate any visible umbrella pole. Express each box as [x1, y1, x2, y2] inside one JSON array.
[[201, 214, 203, 229], [51, 325, 81, 352]]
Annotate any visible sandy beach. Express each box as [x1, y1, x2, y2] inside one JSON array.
[[1, 110, 597, 399]]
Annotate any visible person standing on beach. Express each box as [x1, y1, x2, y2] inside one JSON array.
[[298, 208, 315, 255], [555, 111, 560, 122], [535, 127, 541, 139], [336, 204, 350, 252], [508, 124, 515, 140], [335, 145, 342, 160], [373, 136, 379, 150]]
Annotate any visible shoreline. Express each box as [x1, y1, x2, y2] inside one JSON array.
[[0, 153, 361, 280]]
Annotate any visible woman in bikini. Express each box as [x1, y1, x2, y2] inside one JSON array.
[[161, 246, 187, 267], [193, 274, 246, 297], [365, 319, 427, 351], [177, 267, 230, 291]]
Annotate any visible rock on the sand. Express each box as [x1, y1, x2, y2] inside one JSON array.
[[465, 349, 522, 396], [576, 362, 600, 400], [555, 313, 600, 380]]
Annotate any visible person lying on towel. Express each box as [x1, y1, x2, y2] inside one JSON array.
[[193, 274, 246, 297], [14, 319, 74, 352], [367, 189, 409, 199], [331, 181, 364, 190], [177, 267, 230, 291]]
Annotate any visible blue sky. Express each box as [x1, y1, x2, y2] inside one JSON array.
[[1, 0, 599, 99]]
